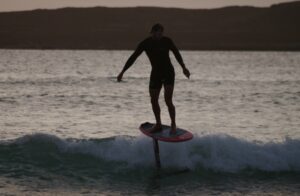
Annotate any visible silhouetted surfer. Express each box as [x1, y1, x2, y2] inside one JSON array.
[[117, 24, 190, 134]]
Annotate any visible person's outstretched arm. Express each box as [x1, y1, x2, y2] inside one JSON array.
[[169, 39, 190, 79], [117, 42, 144, 82]]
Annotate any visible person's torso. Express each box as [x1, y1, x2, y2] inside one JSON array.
[[142, 37, 173, 71]]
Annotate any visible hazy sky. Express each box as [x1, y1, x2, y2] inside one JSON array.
[[0, 0, 296, 12]]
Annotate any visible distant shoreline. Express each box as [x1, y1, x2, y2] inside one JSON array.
[[0, 2, 299, 51]]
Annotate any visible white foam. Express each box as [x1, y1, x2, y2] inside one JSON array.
[[13, 133, 300, 172]]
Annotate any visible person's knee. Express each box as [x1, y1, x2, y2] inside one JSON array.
[[165, 98, 174, 108], [151, 97, 159, 105]]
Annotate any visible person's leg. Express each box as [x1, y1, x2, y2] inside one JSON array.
[[149, 87, 162, 132], [164, 84, 176, 133]]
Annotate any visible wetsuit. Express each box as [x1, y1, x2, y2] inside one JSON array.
[[123, 36, 185, 89]]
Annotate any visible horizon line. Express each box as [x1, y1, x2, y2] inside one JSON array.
[[0, 3, 283, 13]]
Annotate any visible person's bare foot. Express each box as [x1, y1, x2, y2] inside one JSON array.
[[149, 124, 162, 133], [169, 124, 176, 135]]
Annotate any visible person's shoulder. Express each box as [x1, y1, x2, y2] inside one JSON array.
[[162, 36, 173, 42], [162, 36, 174, 45], [138, 37, 151, 46], [141, 37, 152, 43]]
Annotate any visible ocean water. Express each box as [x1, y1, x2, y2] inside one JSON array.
[[0, 49, 299, 195]]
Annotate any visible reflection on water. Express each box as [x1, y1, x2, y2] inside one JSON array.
[[0, 50, 299, 194]]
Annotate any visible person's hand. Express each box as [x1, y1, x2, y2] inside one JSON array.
[[117, 72, 123, 82], [183, 67, 190, 79]]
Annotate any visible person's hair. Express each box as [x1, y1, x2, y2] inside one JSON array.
[[151, 23, 164, 33]]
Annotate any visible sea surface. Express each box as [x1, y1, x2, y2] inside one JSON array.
[[0, 49, 299, 195]]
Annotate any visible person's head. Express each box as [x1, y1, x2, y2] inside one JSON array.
[[151, 23, 164, 39]]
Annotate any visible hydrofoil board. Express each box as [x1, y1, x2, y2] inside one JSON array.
[[139, 122, 193, 142]]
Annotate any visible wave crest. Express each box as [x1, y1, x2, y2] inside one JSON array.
[[1, 133, 300, 173]]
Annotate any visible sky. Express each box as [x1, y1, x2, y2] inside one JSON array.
[[0, 0, 296, 12]]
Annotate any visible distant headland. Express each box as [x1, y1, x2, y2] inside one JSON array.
[[0, 1, 299, 50]]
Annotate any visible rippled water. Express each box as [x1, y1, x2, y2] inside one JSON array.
[[0, 49, 299, 195]]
